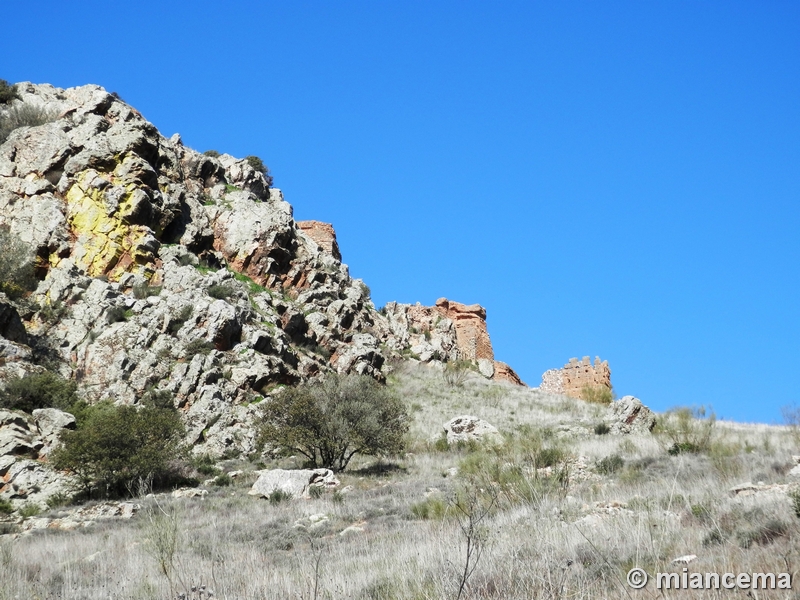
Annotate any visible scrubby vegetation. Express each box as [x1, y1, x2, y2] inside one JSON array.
[[0, 226, 37, 299], [0, 79, 19, 104], [245, 155, 273, 186], [0, 101, 57, 145], [0, 370, 77, 412], [1, 363, 798, 600], [257, 373, 409, 471], [52, 401, 187, 498]]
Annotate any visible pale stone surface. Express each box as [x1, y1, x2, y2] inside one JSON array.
[[297, 221, 342, 260], [249, 468, 339, 499], [607, 396, 656, 435], [442, 416, 503, 445]]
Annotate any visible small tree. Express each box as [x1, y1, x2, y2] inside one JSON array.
[[245, 155, 274, 187], [258, 374, 409, 471], [52, 402, 185, 498]]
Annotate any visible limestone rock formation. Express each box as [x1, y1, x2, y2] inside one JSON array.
[[442, 415, 503, 446], [606, 396, 656, 434], [380, 298, 525, 385], [249, 468, 339, 499], [0, 81, 526, 485], [297, 220, 342, 261], [540, 356, 611, 399], [0, 408, 76, 509]]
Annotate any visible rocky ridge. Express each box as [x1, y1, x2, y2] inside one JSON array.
[[0, 82, 524, 488]]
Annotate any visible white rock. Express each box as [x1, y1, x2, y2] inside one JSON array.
[[442, 416, 502, 446], [249, 468, 339, 500]]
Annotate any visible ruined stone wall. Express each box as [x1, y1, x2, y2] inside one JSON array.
[[539, 356, 611, 399]]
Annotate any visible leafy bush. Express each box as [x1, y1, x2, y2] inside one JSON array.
[[244, 155, 273, 186], [593, 422, 610, 435], [0, 102, 57, 145], [0, 226, 36, 299], [579, 385, 613, 404], [207, 284, 235, 300], [655, 406, 716, 455], [214, 472, 232, 487], [132, 284, 162, 299], [51, 402, 186, 498], [185, 338, 213, 358], [0, 79, 18, 104], [596, 454, 624, 475], [0, 370, 77, 413], [257, 373, 409, 472], [18, 503, 40, 519], [0, 498, 13, 514], [268, 489, 293, 506], [203, 150, 220, 157], [105, 305, 128, 324], [790, 489, 800, 520]]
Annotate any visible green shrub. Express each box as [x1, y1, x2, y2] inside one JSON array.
[[268, 489, 293, 506], [0, 498, 13, 514], [257, 373, 409, 472], [203, 150, 220, 158], [132, 284, 162, 299], [655, 406, 716, 455], [0, 102, 58, 144], [579, 385, 613, 404], [45, 492, 71, 509], [596, 454, 624, 475], [789, 489, 800, 520], [0, 79, 18, 104], [191, 454, 220, 477], [207, 284, 235, 300], [244, 155, 273, 186], [185, 338, 213, 358], [214, 472, 232, 487], [410, 496, 451, 520], [0, 226, 36, 299], [594, 422, 610, 435], [18, 503, 40, 519], [0, 371, 78, 413], [105, 305, 128, 324], [51, 402, 186, 498]]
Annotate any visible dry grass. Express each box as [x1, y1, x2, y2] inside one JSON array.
[[2, 362, 799, 599]]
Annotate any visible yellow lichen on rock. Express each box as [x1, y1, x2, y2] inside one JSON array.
[[64, 170, 159, 280]]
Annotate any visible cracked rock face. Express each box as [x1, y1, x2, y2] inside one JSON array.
[[0, 82, 525, 500]]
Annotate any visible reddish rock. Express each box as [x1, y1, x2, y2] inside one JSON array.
[[297, 221, 342, 261], [433, 298, 494, 362], [493, 361, 525, 386]]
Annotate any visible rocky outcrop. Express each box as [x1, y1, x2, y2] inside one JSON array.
[[0, 81, 525, 475], [249, 468, 339, 499], [442, 416, 503, 446], [297, 221, 342, 261], [606, 396, 656, 434], [0, 408, 76, 509], [540, 356, 611, 399], [434, 299, 493, 362], [380, 298, 524, 385]]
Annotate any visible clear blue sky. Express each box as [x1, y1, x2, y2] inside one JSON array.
[[3, 1, 799, 422]]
